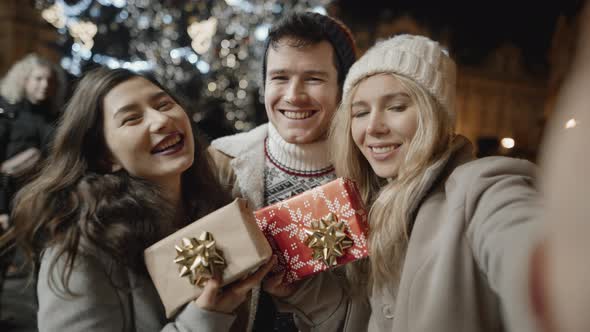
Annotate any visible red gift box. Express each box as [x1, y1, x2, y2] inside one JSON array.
[[254, 178, 369, 283]]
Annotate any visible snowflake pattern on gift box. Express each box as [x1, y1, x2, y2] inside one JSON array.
[[348, 231, 368, 256], [349, 248, 364, 258], [288, 207, 313, 238], [308, 256, 326, 274], [256, 216, 268, 231], [266, 218, 300, 238], [281, 248, 326, 282], [281, 249, 306, 283]]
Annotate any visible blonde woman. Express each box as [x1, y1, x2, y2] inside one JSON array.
[[266, 35, 541, 332], [1, 53, 67, 219], [1, 53, 66, 108]]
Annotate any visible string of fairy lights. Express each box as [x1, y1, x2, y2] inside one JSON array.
[[36, 0, 331, 132]]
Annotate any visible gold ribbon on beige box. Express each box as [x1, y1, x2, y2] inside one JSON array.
[[304, 213, 353, 268], [173, 231, 226, 286]]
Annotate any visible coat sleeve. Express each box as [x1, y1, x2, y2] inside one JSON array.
[[459, 157, 541, 332], [37, 248, 236, 332]]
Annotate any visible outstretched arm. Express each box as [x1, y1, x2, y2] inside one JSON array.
[[460, 158, 540, 332]]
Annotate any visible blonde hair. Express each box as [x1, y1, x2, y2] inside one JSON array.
[[0, 53, 66, 114], [330, 73, 455, 290]]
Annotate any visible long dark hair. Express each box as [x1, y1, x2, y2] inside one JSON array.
[[2, 67, 230, 293]]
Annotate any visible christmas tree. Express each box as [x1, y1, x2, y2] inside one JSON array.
[[37, 0, 331, 137]]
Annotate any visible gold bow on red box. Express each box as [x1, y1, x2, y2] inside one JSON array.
[[304, 213, 353, 267]]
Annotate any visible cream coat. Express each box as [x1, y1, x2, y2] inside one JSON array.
[[37, 247, 238, 332], [278, 137, 541, 332]]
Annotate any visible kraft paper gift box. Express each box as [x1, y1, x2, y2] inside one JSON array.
[[254, 178, 369, 284], [144, 198, 272, 318]]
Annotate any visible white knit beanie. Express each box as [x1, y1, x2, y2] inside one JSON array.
[[343, 34, 457, 121]]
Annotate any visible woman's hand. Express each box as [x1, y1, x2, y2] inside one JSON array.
[[0, 147, 41, 175], [194, 255, 277, 314]]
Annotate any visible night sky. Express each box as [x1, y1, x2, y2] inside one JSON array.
[[336, 0, 583, 74]]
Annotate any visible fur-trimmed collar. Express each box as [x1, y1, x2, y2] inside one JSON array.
[[211, 123, 268, 158]]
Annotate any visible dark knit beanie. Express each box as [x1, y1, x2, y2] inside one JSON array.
[[261, 12, 357, 88]]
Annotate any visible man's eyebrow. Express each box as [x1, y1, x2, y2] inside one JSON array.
[[267, 69, 330, 77], [303, 70, 329, 77], [267, 69, 289, 76]]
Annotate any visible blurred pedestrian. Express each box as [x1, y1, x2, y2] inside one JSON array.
[[0, 53, 66, 228], [0, 53, 66, 331]]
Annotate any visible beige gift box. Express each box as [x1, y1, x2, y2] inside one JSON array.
[[144, 198, 272, 318]]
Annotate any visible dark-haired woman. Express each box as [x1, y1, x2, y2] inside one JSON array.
[[3, 67, 274, 331]]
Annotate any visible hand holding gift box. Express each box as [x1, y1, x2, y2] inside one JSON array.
[[144, 198, 272, 318], [254, 178, 369, 284]]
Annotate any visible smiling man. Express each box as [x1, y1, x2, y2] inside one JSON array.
[[208, 12, 356, 332]]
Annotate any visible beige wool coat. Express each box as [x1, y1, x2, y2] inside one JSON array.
[[208, 123, 269, 210], [278, 136, 541, 332]]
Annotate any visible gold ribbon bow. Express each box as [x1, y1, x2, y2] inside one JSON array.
[[304, 213, 353, 267], [174, 231, 226, 286]]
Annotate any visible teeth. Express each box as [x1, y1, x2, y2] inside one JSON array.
[[370, 145, 396, 153], [283, 111, 314, 119], [156, 135, 181, 151]]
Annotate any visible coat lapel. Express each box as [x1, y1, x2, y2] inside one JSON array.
[[211, 124, 268, 209], [231, 142, 265, 209]]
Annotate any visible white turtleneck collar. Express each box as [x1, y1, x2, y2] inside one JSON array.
[[265, 122, 334, 175]]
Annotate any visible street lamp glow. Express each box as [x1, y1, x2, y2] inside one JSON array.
[[501, 137, 515, 149], [565, 118, 577, 129]]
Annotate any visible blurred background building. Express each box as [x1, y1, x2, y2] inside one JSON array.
[[0, 0, 584, 161], [332, 0, 582, 161]]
